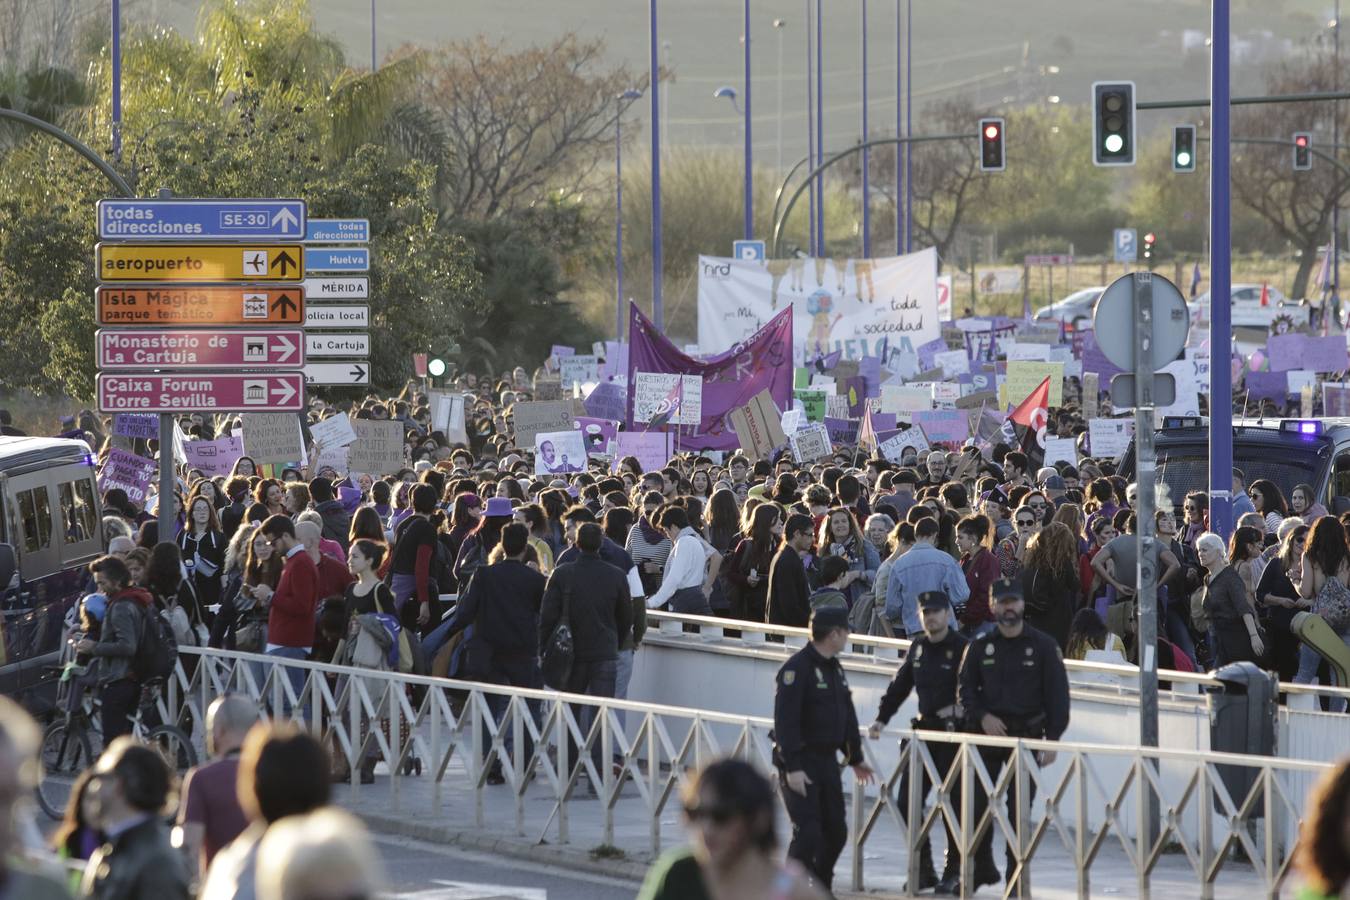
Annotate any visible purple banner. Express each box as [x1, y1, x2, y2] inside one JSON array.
[[913, 409, 971, 446], [573, 416, 620, 454], [1268, 333, 1349, 374], [857, 355, 882, 398], [824, 416, 859, 445], [627, 302, 793, 451], [916, 337, 948, 372], [98, 449, 157, 505], [1245, 369, 1290, 402], [583, 381, 628, 421]]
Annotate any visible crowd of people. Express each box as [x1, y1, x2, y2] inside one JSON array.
[[4, 358, 1350, 898]]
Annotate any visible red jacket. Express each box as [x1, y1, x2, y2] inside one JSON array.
[[268, 548, 320, 649], [316, 553, 354, 603]]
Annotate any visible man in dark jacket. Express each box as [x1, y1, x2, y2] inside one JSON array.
[[539, 522, 632, 787], [441, 523, 547, 783], [82, 737, 190, 900], [308, 477, 352, 552], [767, 513, 815, 626], [76, 556, 154, 743]]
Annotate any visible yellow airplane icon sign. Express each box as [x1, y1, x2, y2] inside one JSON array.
[[95, 243, 305, 282]]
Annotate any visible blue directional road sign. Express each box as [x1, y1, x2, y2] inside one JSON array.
[[304, 219, 370, 243], [1113, 228, 1138, 264], [97, 198, 306, 241], [304, 247, 369, 272], [733, 239, 766, 261]]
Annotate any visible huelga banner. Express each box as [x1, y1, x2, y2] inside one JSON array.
[[696, 247, 939, 364], [627, 302, 792, 452]]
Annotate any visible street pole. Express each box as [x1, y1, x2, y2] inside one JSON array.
[[111, 0, 122, 161], [775, 19, 785, 174], [616, 97, 625, 342], [805, 0, 816, 256], [371, 0, 377, 70], [156, 187, 175, 543], [649, 0, 663, 331], [743, 0, 753, 242], [861, 0, 871, 258], [815, 0, 825, 255], [1334, 0, 1342, 326], [905, 0, 913, 254], [896, 0, 903, 256], [1210, 0, 1234, 538]]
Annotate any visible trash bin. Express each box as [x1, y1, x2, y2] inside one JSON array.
[[1206, 661, 1277, 814]]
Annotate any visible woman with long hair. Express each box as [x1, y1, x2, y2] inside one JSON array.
[[1197, 532, 1265, 666], [230, 456, 258, 479], [1256, 522, 1312, 682], [637, 758, 826, 900], [705, 488, 742, 616], [1296, 517, 1350, 704], [537, 488, 569, 553], [604, 506, 635, 548], [1290, 482, 1329, 526], [389, 484, 442, 628], [628, 491, 674, 598], [724, 504, 782, 623], [1052, 502, 1085, 553], [249, 477, 285, 524], [956, 514, 1000, 636], [1228, 525, 1266, 612], [689, 468, 713, 500], [814, 507, 880, 610], [283, 482, 311, 518], [147, 540, 204, 646], [1065, 607, 1126, 661], [211, 522, 267, 649], [439, 492, 483, 588], [1082, 477, 1119, 539], [453, 496, 513, 589], [51, 768, 102, 890], [1082, 517, 1119, 608], [1293, 755, 1350, 899], [512, 502, 555, 574], [179, 490, 225, 620], [1021, 522, 1078, 649], [1248, 479, 1289, 534]]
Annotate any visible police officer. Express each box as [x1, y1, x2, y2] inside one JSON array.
[[868, 589, 967, 894], [958, 576, 1070, 895], [773, 605, 875, 894]]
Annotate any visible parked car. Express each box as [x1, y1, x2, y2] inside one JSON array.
[[1032, 286, 1107, 332], [1188, 283, 1298, 329]]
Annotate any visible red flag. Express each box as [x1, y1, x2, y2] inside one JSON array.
[[1259, 282, 1269, 307], [1006, 376, 1051, 465]]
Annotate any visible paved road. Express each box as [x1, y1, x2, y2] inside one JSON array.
[[375, 833, 640, 900]]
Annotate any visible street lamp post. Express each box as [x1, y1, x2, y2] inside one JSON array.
[[905, 0, 913, 253], [714, 87, 753, 242], [805, 0, 816, 256], [895, 0, 902, 255], [815, 0, 825, 255], [650, 0, 664, 331], [743, 0, 753, 242], [774, 19, 786, 174], [615, 89, 643, 342], [111, 0, 122, 160], [861, 0, 870, 258]]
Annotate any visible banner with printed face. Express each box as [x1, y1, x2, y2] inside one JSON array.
[[696, 248, 939, 364]]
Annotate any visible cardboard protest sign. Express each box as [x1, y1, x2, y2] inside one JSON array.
[[912, 409, 970, 446], [308, 413, 358, 450], [347, 420, 405, 476], [573, 416, 620, 455], [726, 389, 787, 460], [877, 425, 930, 462], [312, 443, 349, 477], [826, 394, 852, 419], [632, 372, 703, 425], [241, 413, 304, 465], [1083, 373, 1100, 418], [98, 449, 157, 505], [112, 414, 157, 441], [880, 385, 932, 414], [583, 382, 628, 422], [954, 390, 997, 410], [428, 391, 469, 445], [1087, 418, 1134, 460], [1244, 370, 1289, 403], [513, 401, 575, 446], [789, 423, 833, 463], [560, 354, 600, 387], [612, 431, 674, 473], [1043, 436, 1078, 468], [535, 430, 587, 475], [934, 349, 970, 378], [182, 435, 244, 477]]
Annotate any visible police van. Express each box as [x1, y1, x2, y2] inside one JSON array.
[[1121, 417, 1350, 516], [0, 437, 104, 710]]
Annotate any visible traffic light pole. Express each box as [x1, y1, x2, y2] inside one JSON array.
[[1211, 0, 1234, 540]]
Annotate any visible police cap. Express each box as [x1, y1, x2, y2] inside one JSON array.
[[992, 577, 1023, 602], [810, 606, 851, 632], [917, 590, 950, 611]]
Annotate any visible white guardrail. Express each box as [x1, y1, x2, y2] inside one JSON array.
[[164, 644, 1330, 899]]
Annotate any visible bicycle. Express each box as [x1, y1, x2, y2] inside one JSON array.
[[36, 662, 197, 821]]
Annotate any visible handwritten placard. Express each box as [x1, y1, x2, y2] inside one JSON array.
[[513, 401, 576, 446], [726, 389, 787, 460], [612, 431, 674, 473], [309, 413, 358, 450], [1087, 418, 1134, 460], [912, 409, 970, 446], [632, 372, 703, 425], [877, 425, 930, 462], [98, 449, 157, 505], [1001, 361, 1065, 407], [789, 423, 833, 463], [240, 413, 304, 465], [182, 435, 244, 477], [880, 385, 932, 414], [112, 413, 157, 441], [583, 381, 628, 421], [347, 419, 405, 476]]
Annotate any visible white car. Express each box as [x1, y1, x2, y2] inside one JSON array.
[[1189, 284, 1296, 329], [1033, 287, 1107, 332]]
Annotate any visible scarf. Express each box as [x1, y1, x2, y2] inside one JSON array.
[[637, 516, 666, 546]]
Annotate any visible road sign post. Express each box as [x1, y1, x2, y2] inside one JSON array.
[[95, 286, 304, 325], [97, 199, 306, 240], [97, 373, 306, 412], [95, 243, 304, 281], [96, 329, 304, 369]]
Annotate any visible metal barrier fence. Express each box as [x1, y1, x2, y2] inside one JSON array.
[[166, 645, 1330, 898]]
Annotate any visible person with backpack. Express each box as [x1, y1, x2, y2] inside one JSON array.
[[76, 556, 156, 742]]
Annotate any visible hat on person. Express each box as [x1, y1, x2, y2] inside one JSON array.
[[992, 577, 1023, 602], [1042, 474, 1066, 491], [982, 488, 1009, 506], [810, 605, 851, 633], [483, 497, 515, 517], [459, 492, 483, 510], [1036, 466, 1059, 484], [917, 590, 950, 611]]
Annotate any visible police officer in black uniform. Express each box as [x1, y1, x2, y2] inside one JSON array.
[[959, 576, 1070, 895], [773, 605, 876, 894], [868, 589, 968, 894]]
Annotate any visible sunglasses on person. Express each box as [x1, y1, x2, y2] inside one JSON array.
[[683, 802, 738, 825], [1016, 517, 1036, 527]]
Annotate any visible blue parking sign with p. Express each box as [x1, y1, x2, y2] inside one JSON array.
[[733, 240, 765, 261], [1114, 228, 1137, 264]]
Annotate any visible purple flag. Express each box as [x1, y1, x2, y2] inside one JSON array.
[[627, 302, 793, 451]]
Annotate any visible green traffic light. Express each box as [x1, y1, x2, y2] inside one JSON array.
[[428, 358, 447, 377]]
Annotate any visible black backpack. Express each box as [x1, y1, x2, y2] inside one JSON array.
[[128, 600, 179, 682]]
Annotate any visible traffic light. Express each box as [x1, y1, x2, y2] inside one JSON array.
[[1092, 81, 1136, 166], [1172, 124, 1196, 173], [427, 358, 447, 378], [1293, 132, 1312, 170], [1143, 231, 1156, 261], [978, 117, 1005, 172]]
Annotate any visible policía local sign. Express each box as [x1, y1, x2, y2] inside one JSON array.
[[97, 373, 305, 412], [95, 286, 304, 326], [96, 199, 306, 240], [95, 244, 303, 281], [96, 329, 304, 369], [305, 305, 369, 328]]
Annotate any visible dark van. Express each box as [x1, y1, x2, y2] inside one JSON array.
[[1121, 417, 1350, 516], [0, 437, 104, 712]]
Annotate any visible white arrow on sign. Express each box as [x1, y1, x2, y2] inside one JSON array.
[[303, 361, 370, 385], [271, 207, 300, 233], [271, 334, 298, 362], [270, 379, 298, 405]]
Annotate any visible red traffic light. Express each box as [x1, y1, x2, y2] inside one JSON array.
[[1144, 232, 1156, 244], [983, 123, 1000, 140], [1295, 134, 1309, 148]]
